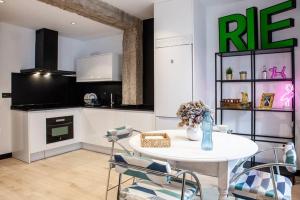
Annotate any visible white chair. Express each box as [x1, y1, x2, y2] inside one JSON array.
[[229, 142, 297, 200]]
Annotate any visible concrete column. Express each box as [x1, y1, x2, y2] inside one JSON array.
[[122, 24, 143, 104]]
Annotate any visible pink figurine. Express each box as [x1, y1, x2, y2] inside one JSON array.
[[269, 66, 287, 79]]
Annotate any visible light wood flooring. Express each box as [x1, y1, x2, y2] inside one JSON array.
[[0, 150, 299, 200]]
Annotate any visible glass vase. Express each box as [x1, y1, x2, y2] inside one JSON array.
[[201, 112, 213, 151]]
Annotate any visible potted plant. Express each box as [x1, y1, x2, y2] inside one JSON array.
[[226, 67, 233, 80], [177, 101, 214, 151], [239, 71, 247, 80]]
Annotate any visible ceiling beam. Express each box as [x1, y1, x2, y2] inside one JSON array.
[[37, 0, 143, 105], [37, 0, 140, 29]]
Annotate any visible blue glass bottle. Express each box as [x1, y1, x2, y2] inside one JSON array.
[[201, 112, 213, 151]]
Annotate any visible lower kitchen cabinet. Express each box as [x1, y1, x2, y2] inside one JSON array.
[[11, 108, 155, 163], [81, 108, 155, 149], [12, 109, 81, 163]]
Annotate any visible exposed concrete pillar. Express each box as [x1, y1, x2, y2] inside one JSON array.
[[38, 0, 143, 104], [122, 24, 143, 104]]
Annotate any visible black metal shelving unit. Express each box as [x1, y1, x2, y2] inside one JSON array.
[[215, 47, 295, 145]]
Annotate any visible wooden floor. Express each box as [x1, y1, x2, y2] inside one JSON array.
[[0, 150, 299, 200]]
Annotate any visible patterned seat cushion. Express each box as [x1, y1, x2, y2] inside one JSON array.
[[230, 169, 292, 200], [106, 126, 133, 141], [114, 153, 172, 185], [283, 142, 297, 173], [120, 179, 197, 200]]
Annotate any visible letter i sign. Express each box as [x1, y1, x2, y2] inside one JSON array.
[[219, 0, 297, 53]]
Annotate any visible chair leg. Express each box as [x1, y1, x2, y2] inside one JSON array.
[[105, 141, 115, 200], [181, 173, 186, 200], [105, 165, 112, 200], [117, 174, 122, 200]]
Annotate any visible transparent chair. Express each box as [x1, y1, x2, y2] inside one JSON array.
[[111, 153, 203, 200], [105, 126, 203, 200], [105, 126, 139, 200], [229, 142, 297, 200]]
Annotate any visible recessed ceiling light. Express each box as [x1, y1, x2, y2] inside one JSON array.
[[71, 22, 76, 25], [0, 0, 5, 4]]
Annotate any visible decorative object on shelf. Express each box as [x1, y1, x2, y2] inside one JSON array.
[[269, 66, 287, 79], [221, 94, 252, 110], [177, 101, 214, 151], [259, 93, 275, 109], [241, 92, 251, 109], [221, 99, 241, 109], [140, 133, 171, 148], [280, 84, 294, 108], [226, 67, 233, 80], [262, 65, 267, 79], [239, 71, 247, 80]]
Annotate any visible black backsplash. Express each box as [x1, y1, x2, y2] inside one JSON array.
[[11, 73, 122, 107], [75, 82, 122, 106], [11, 73, 76, 106]]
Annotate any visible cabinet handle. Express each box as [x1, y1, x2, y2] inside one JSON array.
[[170, 59, 174, 64]]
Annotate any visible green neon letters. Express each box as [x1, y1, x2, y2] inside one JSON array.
[[219, 0, 297, 53]]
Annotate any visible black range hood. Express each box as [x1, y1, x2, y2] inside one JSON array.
[[20, 28, 75, 75]]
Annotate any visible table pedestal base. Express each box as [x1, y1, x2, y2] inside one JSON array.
[[175, 160, 237, 200]]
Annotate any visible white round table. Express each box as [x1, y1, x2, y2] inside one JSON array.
[[129, 129, 258, 200]]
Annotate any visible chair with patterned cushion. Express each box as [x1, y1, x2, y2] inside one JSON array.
[[229, 142, 297, 200], [105, 126, 136, 200], [111, 153, 203, 200]]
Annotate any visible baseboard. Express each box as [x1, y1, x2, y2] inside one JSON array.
[[0, 153, 12, 160], [31, 143, 82, 163], [81, 142, 125, 155]]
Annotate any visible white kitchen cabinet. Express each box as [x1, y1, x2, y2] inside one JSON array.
[[12, 108, 154, 163], [154, 0, 193, 39], [155, 45, 193, 118], [81, 108, 155, 149], [76, 53, 121, 82], [155, 117, 184, 130], [12, 109, 81, 163]]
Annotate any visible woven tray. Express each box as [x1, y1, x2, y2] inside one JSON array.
[[140, 133, 171, 148]]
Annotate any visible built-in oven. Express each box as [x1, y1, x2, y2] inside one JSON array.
[[46, 116, 74, 144]]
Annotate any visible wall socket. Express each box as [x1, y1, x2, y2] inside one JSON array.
[[2, 93, 11, 98]]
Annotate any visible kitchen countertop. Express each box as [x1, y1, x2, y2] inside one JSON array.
[[11, 104, 154, 112]]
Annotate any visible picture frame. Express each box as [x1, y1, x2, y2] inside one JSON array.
[[259, 93, 275, 109]]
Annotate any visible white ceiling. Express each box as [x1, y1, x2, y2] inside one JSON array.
[[0, 0, 244, 40], [101, 0, 155, 20], [0, 0, 123, 40]]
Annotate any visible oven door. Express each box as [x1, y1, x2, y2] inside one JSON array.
[[46, 116, 74, 144]]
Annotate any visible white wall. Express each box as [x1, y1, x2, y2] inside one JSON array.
[[205, 0, 300, 164], [58, 36, 84, 71], [0, 22, 123, 154], [0, 23, 35, 154], [79, 34, 123, 58]]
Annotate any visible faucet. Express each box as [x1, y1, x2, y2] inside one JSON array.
[[110, 93, 114, 108]]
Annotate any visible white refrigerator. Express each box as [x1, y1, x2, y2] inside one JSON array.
[[155, 44, 193, 130]]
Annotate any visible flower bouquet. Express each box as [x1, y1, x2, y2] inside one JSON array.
[[177, 101, 213, 150]]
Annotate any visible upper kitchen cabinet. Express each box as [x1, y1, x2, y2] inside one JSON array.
[[154, 0, 193, 40], [76, 53, 121, 82]]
